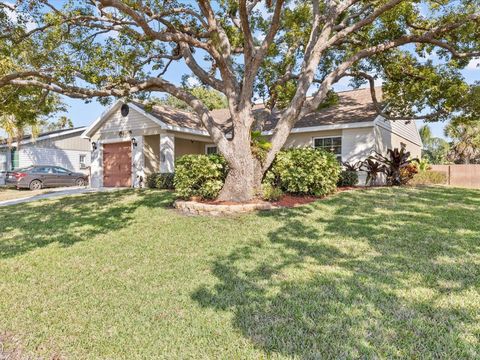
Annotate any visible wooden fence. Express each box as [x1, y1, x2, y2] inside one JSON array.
[[430, 164, 480, 188]]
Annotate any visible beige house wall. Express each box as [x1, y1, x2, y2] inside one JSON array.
[[283, 130, 342, 148], [144, 134, 160, 175], [175, 138, 207, 158]]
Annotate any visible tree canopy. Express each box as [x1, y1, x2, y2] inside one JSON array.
[[0, 0, 479, 200]]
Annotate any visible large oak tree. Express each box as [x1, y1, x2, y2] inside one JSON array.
[[0, 0, 479, 201]]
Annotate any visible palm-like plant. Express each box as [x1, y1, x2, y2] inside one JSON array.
[[360, 159, 386, 186], [370, 148, 418, 186], [445, 120, 480, 164], [342, 161, 363, 171]]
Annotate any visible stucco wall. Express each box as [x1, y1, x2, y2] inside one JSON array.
[[283, 130, 342, 148], [144, 134, 160, 175], [174, 138, 206, 158]]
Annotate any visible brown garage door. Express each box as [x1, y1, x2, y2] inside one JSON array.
[[103, 142, 132, 187]]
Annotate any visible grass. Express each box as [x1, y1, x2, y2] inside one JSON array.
[[0, 186, 479, 359], [0, 187, 53, 202]]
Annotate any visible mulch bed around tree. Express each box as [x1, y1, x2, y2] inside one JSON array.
[[193, 186, 378, 209]]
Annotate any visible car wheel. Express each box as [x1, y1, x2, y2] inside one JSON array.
[[75, 178, 86, 187], [29, 179, 42, 190]]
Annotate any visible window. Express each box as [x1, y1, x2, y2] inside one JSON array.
[[205, 145, 218, 155], [34, 167, 53, 174], [52, 167, 70, 174], [10, 147, 19, 170], [313, 137, 342, 161], [79, 154, 87, 169]]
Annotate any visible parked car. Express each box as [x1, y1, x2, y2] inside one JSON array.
[[5, 166, 88, 190]]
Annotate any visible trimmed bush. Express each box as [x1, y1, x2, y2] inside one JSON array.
[[337, 170, 359, 187], [174, 154, 228, 200], [267, 148, 341, 196], [409, 170, 447, 185], [261, 183, 284, 202], [146, 173, 175, 189]]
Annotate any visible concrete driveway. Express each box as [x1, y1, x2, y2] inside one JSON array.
[[0, 187, 122, 207]]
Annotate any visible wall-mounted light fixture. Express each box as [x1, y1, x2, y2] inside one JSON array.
[[131, 138, 137, 147], [92, 142, 97, 151]]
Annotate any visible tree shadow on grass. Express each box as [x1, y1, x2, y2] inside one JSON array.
[[192, 187, 480, 358], [0, 189, 173, 259]]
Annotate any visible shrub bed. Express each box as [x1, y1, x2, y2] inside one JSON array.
[[266, 148, 341, 196], [174, 154, 228, 200], [409, 170, 447, 185], [337, 170, 359, 187], [146, 173, 175, 189]]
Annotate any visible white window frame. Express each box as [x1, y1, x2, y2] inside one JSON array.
[[205, 144, 218, 155], [312, 136, 343, 161], [79, 154, 87, 169]]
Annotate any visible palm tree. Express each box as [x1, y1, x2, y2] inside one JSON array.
[[445, 120, 480, 164]]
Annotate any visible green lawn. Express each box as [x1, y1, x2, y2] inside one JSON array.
[[0, 187, 479, 359]]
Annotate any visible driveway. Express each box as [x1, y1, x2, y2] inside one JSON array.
[[0, 187, 123, 207]]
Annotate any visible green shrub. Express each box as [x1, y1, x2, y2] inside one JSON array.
[[146, 173, 159, 189], [267, 148, 341, 196], [261, 183, 284, 202], [146, 173, 175, 189], [409, 170, 447, 185], [337, 170, 359, 187], [174, 154, 228, 200]]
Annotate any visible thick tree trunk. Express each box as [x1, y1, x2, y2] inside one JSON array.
[[217, 114, 265, 202]]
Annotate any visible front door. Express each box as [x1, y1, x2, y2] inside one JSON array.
[[103, 142, 132, 187]]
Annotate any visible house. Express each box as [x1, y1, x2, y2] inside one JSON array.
[[82, 88, 422, 187], [0, 127, 91, 173]]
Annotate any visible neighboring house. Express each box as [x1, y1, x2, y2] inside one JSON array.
[[0, 127, 91, 173], [82, 88, 422, 188]]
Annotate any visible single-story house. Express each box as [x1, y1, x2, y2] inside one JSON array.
[[0, 127, 91, 173], [82, 88, 422, 188]]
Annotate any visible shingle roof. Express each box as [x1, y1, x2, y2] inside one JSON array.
[[135, 87, 382, 133]]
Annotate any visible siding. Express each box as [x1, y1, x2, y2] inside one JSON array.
[[18, 147, 90, 173], [374, 117, 422, 147], [38, 133, 90, 151], [94, 107, 161, 140], [375, 125, 422, 159]]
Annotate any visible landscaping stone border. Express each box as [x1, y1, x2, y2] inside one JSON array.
[[174, 200, 276, 216]]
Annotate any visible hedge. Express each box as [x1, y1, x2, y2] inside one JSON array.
[[174, 154, 228, 200], [266, 148, 341, 196], [409, 170, 447, 185], [146, 173, 175, 190]]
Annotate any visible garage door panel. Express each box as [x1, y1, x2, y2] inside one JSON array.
[[103, 142, 132, 187]]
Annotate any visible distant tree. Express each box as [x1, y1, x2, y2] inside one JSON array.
[[419, 124, 450, 164], [40, 116, 74, 133], [445, 120, 480, 164], [0, 85, 65, 145], [156, 87, 228, 111]]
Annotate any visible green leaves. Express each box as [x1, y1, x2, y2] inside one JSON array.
[[174, 154, 229, 200], [266, 148, 341, 196]]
